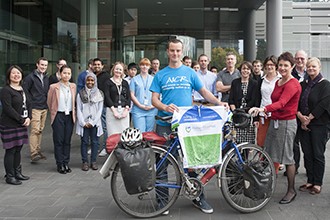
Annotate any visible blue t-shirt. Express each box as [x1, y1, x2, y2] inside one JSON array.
[[130, 74, 157, 116], [149, 65, 203, 125]]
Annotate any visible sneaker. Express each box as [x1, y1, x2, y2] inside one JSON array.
[[31, 154, 41, 162], [192, 197, 213, 214], [87, 149, 91, 155], [98, 149, 107, 157], [38, 152, 47, 160]]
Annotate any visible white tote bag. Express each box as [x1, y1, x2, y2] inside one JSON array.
[[172, 105, 229, 168]]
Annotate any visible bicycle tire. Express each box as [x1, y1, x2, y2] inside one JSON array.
[[111, 146, 182, 218], [220, 144, 276, 213]]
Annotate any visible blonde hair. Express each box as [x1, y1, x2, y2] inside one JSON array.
[[306, 57, 321, 68], [110, 61, 126, 78], [139, 58, 151, 66]]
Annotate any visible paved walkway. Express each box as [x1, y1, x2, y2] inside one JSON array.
[[0, 119, 329, 220]]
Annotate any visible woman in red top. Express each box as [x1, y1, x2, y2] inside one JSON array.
[[249, 52, 302, 204]]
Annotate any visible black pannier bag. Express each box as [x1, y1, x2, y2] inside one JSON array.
[[114, 141, 156, 195], [242, 161, 272, 200]]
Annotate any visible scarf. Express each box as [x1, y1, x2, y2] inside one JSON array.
[[300, 73, 323, 115], [79, 72, 104, 104]]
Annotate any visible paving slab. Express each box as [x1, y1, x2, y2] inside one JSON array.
[[0, 117, 328, 219]]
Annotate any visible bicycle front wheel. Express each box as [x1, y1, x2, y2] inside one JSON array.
[[110, 146, 182, 218], [220, 144, 276, 213]]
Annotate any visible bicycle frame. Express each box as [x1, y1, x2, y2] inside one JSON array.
[[153, 130, 249, 193]]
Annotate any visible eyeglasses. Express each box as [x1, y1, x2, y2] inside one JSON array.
[[295, 57, 305, 61]]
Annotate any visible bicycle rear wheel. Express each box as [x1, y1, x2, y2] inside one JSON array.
[[220, 144, 276, 213], [110, 146, 182, 218]]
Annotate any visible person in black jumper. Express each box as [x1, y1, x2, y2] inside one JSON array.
[[104, 61, 131, 137], [228, 61, 258, 144], [23, 57, 49, 162], [297, 57, 330, 195], [0, 65, 31, 185]]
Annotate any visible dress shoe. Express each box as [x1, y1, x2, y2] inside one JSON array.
[[90, 162, 98, 170], [64, 164, 72, 173], [279, 193, 296, 204], [57, 165, 67, 174], [6, 176, 22, 185], [310, 186, 321, 195], [82, 162, 89, 171], [299, 184, 313, 192], [15, 165, 30, 181]]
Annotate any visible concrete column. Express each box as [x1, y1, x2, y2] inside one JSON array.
[[80, 0, 87, 69], [243, 10, 256, 62], [204, 39, 212, 60], [88, 0, 98, 58], [266, 0, 282, 57], [79, 0, 98, 67]]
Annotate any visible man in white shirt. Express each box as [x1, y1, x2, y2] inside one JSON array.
[[193, 54, 217, 105]]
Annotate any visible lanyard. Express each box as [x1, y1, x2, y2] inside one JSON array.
[[115, 83, 122, 105], [140, 74, 149, 99], [21, 90, 27, 109]]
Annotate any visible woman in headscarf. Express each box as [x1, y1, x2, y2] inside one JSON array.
[[76, 72, 104, 171]]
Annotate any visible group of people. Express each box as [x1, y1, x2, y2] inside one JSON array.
[[0, 56, 162, 181], [0, 39, 329, 216]]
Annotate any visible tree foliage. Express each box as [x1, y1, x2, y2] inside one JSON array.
[[210, 47, 243, 70], [256, 39, 267, 61]]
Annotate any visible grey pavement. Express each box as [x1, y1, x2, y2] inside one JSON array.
[[0, 117, 329, 220]]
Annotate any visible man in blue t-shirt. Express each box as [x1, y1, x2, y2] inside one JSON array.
[[150, 38, 227, 215]]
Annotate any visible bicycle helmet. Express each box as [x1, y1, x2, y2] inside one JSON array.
[[121, 128, 143, 147], [232, 109, 251, 129]]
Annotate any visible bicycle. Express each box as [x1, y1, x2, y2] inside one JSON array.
[[100, 109, 276, 218]]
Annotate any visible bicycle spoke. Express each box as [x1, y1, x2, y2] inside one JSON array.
[[221, 144, 276, 213]]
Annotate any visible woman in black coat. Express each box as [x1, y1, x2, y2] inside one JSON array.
[[0, 65, 31, 185], [229, 61, 258, 144], [297, 57, 330, 195]]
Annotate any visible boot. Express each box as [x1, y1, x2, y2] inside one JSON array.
[[5, 170, 22, 185], [15, 165, 30, 181]]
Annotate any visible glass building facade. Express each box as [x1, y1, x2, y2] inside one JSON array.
[[0, 0, 210, 83], [0, 0, 268, 85]]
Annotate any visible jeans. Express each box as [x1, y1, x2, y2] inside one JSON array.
[[52, 112, 74, 166], [30, 109, 48, 156], [81, 126, 99, 163], [132, 113, 156, 132]]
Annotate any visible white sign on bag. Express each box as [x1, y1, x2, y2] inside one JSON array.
[[171, 105, 229, 168]]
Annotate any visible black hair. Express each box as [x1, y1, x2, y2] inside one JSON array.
[[6, 65, 23, 85], [128, 62, 138, 70], [59, 65, 71, 73], [93, 58, 104, 65]]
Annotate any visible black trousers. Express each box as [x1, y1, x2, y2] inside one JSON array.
[[4, 145, 22, 175], [52, 112, 74, 166], [300, 124, 329, 186]]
